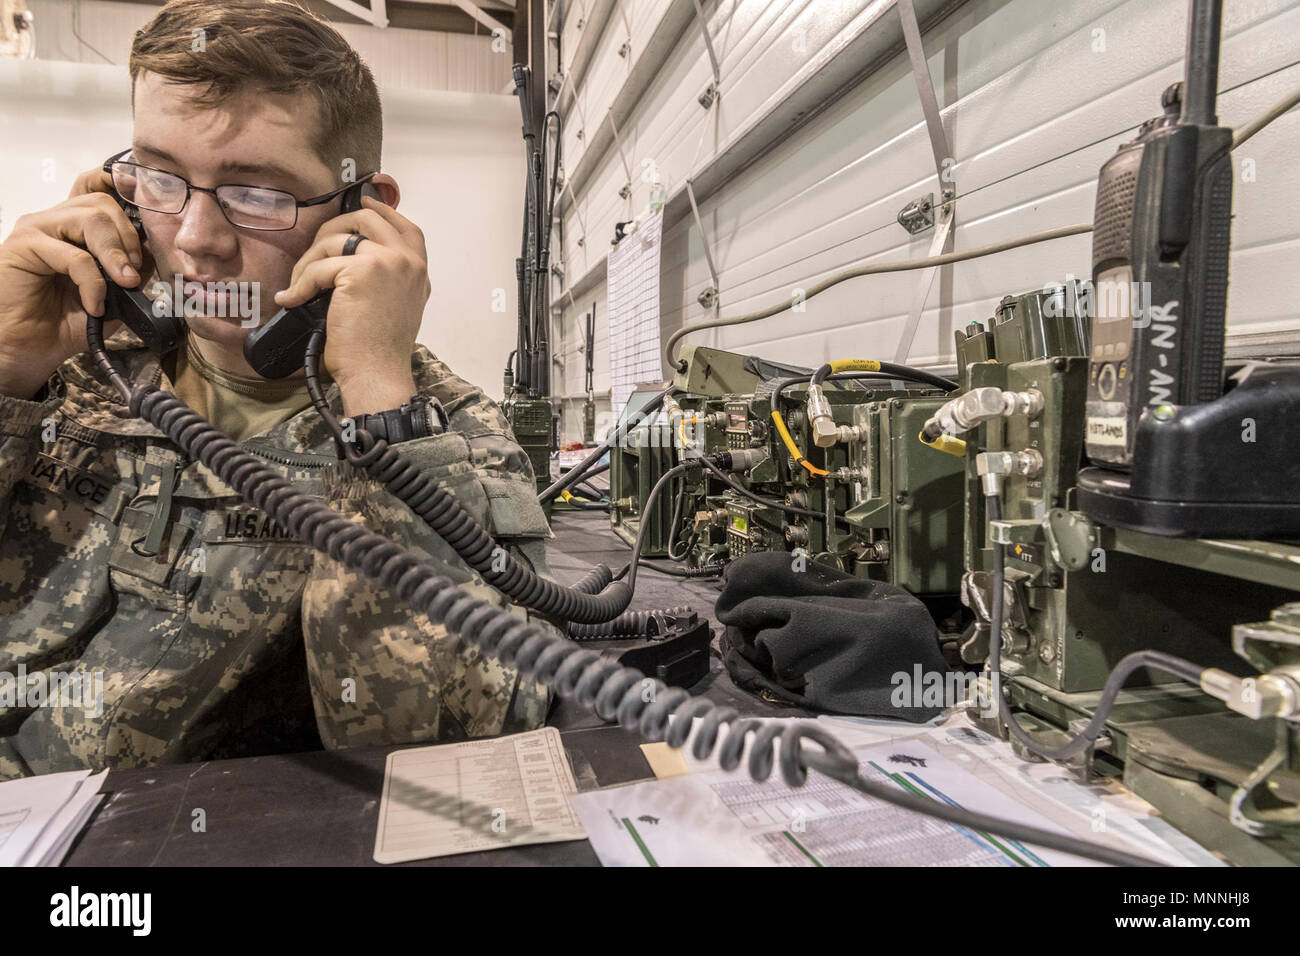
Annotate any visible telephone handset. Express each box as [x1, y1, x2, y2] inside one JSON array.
[[242, 181, 381, 378], [94, 181, 380, 375], [96, 206, 184, 354]]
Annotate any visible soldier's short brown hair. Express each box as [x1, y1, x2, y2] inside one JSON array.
[[129, 0, 382, 178]]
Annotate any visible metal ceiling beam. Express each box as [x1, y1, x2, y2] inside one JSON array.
[[318, 0, 389, 28], [449, 0, 509, 35]]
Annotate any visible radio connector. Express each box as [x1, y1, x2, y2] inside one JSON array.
[[977, 449, 1044, 495]]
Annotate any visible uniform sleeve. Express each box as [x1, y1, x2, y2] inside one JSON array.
[[300, 354, 557, 750], [0, 377, 69, 779], [0, 376, 65, 539]]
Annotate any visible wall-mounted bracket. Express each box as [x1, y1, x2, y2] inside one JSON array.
[[897, 193, 935, 235]]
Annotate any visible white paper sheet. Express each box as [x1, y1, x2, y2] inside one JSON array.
[[570, 713, 1222, 867], [373, 727, 587, 864], [0, 768, 106, 867], [607, 210, 664, 416]]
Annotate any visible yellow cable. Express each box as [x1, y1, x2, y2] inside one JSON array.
[[826, 359, 882, 374], [679, 414, 698, 447], [770, 410, 828, 477], [917, 430, 967, 457]]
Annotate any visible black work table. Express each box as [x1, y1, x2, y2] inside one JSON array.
[[65, 510, 805, 866]]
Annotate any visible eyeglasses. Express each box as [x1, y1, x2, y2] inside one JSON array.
[[102, 149, 375, 232]]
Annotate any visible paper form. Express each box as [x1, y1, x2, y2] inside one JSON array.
[[663, 711, 1220, 866], [607, 210, 664, 416], [568, 731, 1217, 867], [373, 727, 588, 864]]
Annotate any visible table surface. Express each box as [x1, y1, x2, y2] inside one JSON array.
[[65, 508, 807, 866]]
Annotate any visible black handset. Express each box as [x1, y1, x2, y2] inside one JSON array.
[[96, 203, 185, 354], [242, 181, 382, 378]]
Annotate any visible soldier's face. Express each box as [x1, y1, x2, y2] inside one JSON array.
[[129, 72, 342, 357]]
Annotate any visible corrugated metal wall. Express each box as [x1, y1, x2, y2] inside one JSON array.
[[552, 0, 1300, 442]]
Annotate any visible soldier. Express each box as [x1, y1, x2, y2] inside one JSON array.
[[0, 0, 554, 779]]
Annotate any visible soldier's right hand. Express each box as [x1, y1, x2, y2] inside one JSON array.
[[0, 168, 146, 400]]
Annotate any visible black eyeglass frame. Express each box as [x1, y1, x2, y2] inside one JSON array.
[[102, 149, 377, 232]]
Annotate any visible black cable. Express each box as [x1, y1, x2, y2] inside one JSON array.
[[666, 474, 692, 560], [85, 317, 1160, 866], [568, 606, 694, 641], [769, 371, 933, 416], [809, 362, 957, 392], [613, 557, 723, 580], [624, 461, 700, 593], [303, 331, 631, 624], [551, 500, 610, 512], [637, 559, 723, 579], [574, 468, 608, 494], [985, 492, 1207, 763], [572, 482, 608, 502], [697, 455, 847, 526], [539, 387, 673, 502]]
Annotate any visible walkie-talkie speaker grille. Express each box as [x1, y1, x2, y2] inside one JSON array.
[[1091, 147, 1141, 270]]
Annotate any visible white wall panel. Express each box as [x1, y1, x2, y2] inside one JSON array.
[[26, 0, 512, 93], [552, 0, 1300, 442], [560, 0, 675, 191]]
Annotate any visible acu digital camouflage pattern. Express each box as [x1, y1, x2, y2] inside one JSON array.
[[0, 327, 555, 779]]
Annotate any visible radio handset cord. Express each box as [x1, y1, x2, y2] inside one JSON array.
[[90, 255, 633, 625], [81, 308, 1158, 867]]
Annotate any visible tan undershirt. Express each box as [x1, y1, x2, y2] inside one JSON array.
[[164, 335, 322, 442]]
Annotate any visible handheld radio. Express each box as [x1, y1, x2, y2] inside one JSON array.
[[1083, 0, 1234, 468]]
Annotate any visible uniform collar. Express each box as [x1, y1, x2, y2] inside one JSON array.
[[61, 327, 341, 451]]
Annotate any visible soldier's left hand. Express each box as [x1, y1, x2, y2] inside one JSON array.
[[274, 197, 430, 414]]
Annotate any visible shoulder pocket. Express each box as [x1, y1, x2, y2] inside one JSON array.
[[480, 473, 551, 540]]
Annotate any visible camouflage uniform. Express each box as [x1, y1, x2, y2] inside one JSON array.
[[0, 327, 555, 779]]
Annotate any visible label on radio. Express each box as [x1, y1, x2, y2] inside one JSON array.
[[1085, 416, 1128, 446]]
